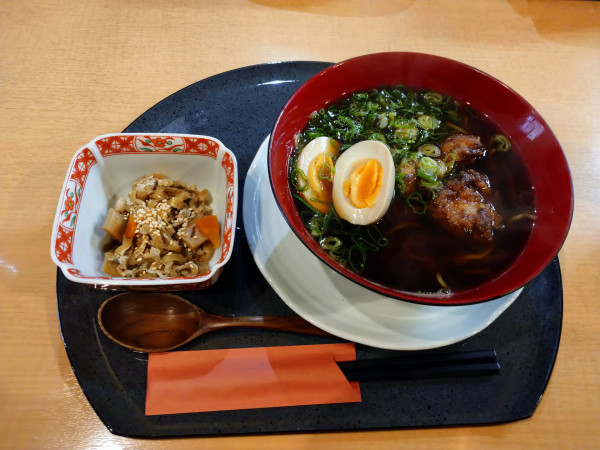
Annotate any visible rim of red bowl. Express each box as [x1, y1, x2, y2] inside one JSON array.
[[268, 52, 573, 306]]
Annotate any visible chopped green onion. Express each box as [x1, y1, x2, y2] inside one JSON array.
[[421, 179, 444, 191], [417, 115, 440, 130], [351, 235, 378, 252], [308, 216, 325, 237], [290, 167, 309, 191], [418, 143, 441, 157], [395, 171, 406, 194], [406, 192, 427, 214], [309, 197, 328, 205], [320, 236, 343, 251], [348, 244, 367, 273], [376, 114, 389, 128], [417, 169, 436, 183], [491, 134, 511, 152], [417, 156, 439, 182], [390, 145, 409, 163], [445, 106, 461, 122], [317, 160, 334, 182], [368, 132, 387, 143], [443, 152, 456, 172], [338, 116, 357, 127], [423, 91, 443, 104], [367, 225, 389, 248], [329, 247, 347, 266], [292, 193, 322, 215], [306, 130, 325, 140], [393, 119, 420, 141]]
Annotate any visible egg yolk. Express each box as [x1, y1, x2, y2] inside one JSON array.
[[298, 153, 335, 213], [342, 159, 383, 208]]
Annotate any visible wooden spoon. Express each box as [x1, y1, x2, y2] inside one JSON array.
[[97, 292, 331, 353]]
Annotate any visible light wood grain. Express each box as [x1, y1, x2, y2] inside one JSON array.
[[1, 0, 599, 448]]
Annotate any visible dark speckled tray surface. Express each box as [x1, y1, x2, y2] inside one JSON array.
[[56, 62, 563, 438]]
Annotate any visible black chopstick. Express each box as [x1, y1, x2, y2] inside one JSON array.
[[336, 350, 500, 382]]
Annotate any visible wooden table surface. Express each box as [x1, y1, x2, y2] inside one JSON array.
[[1, 1, 599, 448]]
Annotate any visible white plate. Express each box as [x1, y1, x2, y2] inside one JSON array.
[[243, 137, 521, 350]]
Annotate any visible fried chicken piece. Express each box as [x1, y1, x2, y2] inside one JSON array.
[[446, 169, 491, 195], [440, 134, 486, 165], [429, 169, 503, 241]]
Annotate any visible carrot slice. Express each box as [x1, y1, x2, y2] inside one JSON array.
[[195, 215, 220, 247], [124, 214, 137, 239]]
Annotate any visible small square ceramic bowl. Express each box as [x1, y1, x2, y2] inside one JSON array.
[[50, 133, 238, 290]]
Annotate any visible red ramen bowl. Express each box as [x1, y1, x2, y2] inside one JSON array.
[[268, 52, 573, 306]]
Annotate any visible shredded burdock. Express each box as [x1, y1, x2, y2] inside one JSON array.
[[101, 173, 218, 278]]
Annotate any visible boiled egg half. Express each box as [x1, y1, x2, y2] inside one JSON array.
[[295, 136, 340, 213], [332, 140, 395, 225]]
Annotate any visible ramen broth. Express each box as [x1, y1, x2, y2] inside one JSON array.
[[365, 138, 535, 294], [291, 86, 536, 295]]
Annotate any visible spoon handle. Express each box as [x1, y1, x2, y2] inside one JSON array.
[[215, 315, 332, 336]]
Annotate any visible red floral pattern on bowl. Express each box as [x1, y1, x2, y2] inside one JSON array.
[[51, 133, 238, 290]]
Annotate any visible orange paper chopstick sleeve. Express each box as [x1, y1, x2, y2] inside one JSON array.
[[145, 343, 361, 415]]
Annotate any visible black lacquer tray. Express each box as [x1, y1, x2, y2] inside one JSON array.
[[56, 62, 562, 437]]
